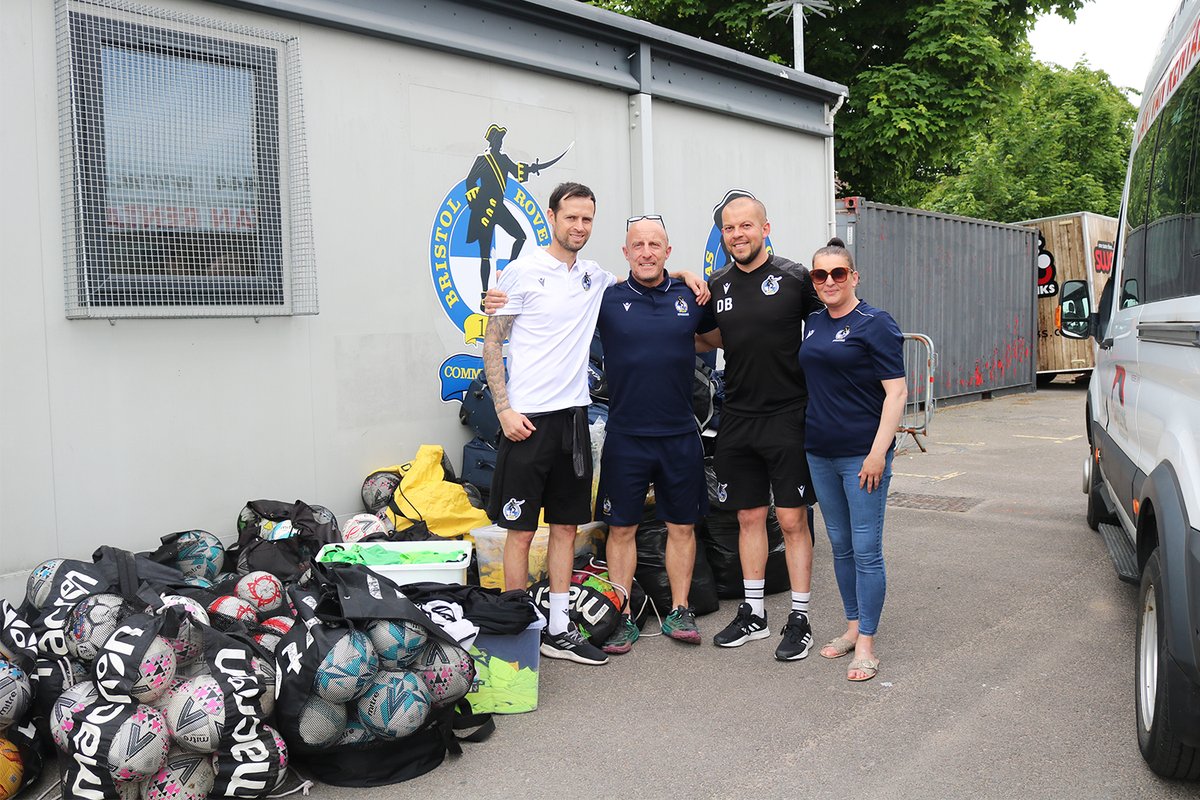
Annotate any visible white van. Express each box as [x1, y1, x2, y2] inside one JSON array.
[[1060, 0, 1200, 778]]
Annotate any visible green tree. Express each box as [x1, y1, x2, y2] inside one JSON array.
[[919, 60, 1135, 221], [587, 0, 1085, 206]]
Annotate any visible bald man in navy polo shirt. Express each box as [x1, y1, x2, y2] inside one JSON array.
[[593, 215, 717, 654]]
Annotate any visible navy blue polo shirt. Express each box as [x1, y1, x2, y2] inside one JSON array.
[[799, 301, 906, 457], [596, 272, 712, 436]]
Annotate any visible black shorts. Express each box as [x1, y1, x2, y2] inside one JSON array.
[[596, 431, 708, 526], [486, 408, 593, 531], [712, 409, 815, 509]]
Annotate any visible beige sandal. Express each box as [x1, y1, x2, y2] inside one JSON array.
[[848, 657, 879, 682], [820, 636, 856, 659]]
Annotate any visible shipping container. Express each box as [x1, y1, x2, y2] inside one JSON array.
[[1013, 212, 1118, 380], [836, 198, 1038, 402]]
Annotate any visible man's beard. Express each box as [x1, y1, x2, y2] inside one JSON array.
[[555, 231, 586, 253], [731, 242, 763, 266]]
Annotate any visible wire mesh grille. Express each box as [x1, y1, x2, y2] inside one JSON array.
[[57, 0, 316, 318]]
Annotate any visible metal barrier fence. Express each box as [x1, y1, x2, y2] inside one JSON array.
[[898, 333, 937, 452]]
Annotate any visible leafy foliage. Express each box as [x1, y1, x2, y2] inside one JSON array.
[[587, 0, 1125, 214], [920, 60, 1135, 221]]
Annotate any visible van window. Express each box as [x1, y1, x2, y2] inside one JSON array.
[[1124, 116, 1155, 308], [1145, 65, 1200, 302]]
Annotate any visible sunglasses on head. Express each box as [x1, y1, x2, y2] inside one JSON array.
[[811, 267, 852, 284], [626, 214, 666, 230]]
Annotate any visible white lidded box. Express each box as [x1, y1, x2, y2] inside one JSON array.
[[316, 539, 472, 585]]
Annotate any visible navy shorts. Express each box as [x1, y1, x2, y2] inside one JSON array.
[[596, 431, 707, 526], [713, 409, 815, 509]]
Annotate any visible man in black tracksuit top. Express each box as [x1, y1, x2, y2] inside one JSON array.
[[697, 192, 823, 661]]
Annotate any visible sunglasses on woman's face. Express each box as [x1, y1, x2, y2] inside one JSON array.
[[811, 267, 852, 284]]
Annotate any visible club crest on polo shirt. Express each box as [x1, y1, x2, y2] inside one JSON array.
[[602, 497, 612, 515], [582, 272, 592, 290], [716, 482, 728, 503], [675, 296, 688, 315], [503, 498, 526, 521], [761, 275, 780, 296], [834, 324, 851, 342]]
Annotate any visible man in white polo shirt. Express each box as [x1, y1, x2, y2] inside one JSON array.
[[482, 182, 707, 665]]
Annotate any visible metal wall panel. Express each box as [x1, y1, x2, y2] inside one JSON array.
[[837, 199, 1038, 401]]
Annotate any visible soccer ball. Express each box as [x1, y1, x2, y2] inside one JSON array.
[[156, 596, 209, 666], [331, 717, 376, 747], [312, 629, 378, 703], [410, 640, 474, 708], [125, 636, 178, 705], [261, 520, 295, 541], [141, 746, 215, 800], [235, 572, 284, 613], [66, 594, 132, 662], [354, 670, 431, 740], [341, 513, 387, 544], [0, 661, 31, 730], [25, 558, 65, 610], [50, 680, 100, 751], [296, 695, 345, 748], [258, 616, 294, 636], [362, 472, 401, 513], [264, 724, 288, 784], [164, 676, 224, 754], [207, 595, 258, 625], [365, 619, 427, 669], [172, 531, 225, 582], [0, 737, 22, 800], [107, 704, 171, 783]]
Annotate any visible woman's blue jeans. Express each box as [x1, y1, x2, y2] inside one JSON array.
[[806, 450, 893, 637]]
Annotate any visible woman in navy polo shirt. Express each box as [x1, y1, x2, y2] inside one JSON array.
[[799, 238, 907, 682]]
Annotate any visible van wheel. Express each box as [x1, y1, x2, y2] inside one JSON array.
[[1136, 549, 1200, 778]]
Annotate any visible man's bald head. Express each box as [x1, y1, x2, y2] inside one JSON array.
[[720, 196, 767, 227], [624, 217, 671, 288]]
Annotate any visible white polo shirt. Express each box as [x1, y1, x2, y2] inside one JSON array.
[[496, 246, 617, 414]]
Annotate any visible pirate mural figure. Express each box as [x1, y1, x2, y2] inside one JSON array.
[[464, 124, 572, 309]]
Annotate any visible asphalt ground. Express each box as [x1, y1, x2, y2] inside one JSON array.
[[32, 379, 1198, 799]]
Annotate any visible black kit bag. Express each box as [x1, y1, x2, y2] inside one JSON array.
[[527, 574, 622, 644], [55, 547, 284, 799], [275, 563, 492, 788], [632, 520, 720, 618], [698, 509, 791, 598], [229, 499, 339, 582], [459, 377, 502, 446], [461, 436, 498, 499], [0, 599, 47, 794], [21, 546, 195, 661], [692, 356, 717, 431]]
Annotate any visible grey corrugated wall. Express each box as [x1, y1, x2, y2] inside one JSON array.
[[837, 199, 1038, 401]]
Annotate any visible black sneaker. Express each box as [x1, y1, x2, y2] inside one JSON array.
[[775, 611, 813, 661], [540, 625, 609, 665], [712, 602, 769, 647]]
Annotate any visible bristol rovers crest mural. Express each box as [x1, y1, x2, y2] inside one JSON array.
[[428, 124, 571, 402]]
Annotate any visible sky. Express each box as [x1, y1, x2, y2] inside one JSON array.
[[1028, 0, 1183, 96]]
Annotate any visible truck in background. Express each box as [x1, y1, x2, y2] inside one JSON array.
[[1017, 211, 1117, 383]]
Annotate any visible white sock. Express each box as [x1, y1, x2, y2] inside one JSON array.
[[744, 579, 765, 617], [791, 591, 811, 620], [548, 591, 570, 635]]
